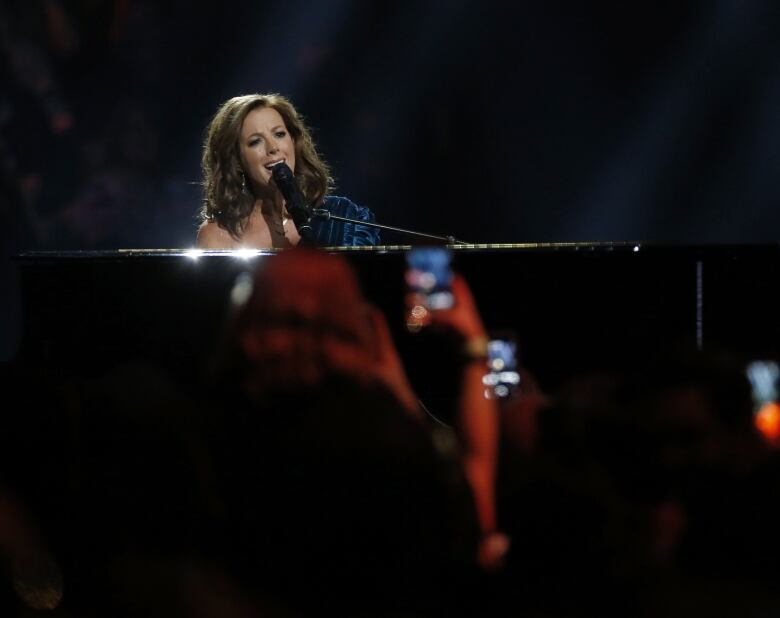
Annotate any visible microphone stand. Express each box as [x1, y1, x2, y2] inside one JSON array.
[[310, 208, 468, 245]]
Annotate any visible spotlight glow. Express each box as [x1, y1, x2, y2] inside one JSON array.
[[234, 248, 261, 260]]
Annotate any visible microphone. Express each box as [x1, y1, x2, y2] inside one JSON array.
[[270, 162, 314, 242]]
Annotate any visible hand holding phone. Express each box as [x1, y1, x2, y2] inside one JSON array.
[[405, 247, 454, 331], [484, 336, 521, 398]]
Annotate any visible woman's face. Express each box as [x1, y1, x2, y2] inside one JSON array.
[[238, 106, 296, 194]]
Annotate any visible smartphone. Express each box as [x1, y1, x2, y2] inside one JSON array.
[[747, 360, 780, 444], [746, 360, 779, 408], [483, 336, 521, 398], [405, 247, 455, 311]]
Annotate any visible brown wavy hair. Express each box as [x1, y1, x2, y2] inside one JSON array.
[[200, 94, 333, 239]]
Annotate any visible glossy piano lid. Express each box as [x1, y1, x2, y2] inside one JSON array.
[[13, 241, 780, 260]]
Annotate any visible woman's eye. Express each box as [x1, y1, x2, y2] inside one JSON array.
[[275, 131, 286, 139], [248, 138, 261, 146]]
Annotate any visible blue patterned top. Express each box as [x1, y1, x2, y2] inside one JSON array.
[[310, 196, 380, 247]]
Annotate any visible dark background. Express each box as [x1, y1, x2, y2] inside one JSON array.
[[2, 0, 780, 359]]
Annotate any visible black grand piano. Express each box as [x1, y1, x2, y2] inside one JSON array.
[[12, 242, 780, 401]]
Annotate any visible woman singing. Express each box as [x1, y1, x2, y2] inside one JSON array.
[[197, 93, 379, 248]]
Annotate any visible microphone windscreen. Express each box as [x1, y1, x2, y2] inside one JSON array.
[[270, 162, 294, 186]]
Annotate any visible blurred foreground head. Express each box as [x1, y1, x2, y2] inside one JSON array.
[[219, 249, 376, 402]]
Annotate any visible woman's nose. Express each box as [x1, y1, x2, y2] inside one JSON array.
[[267, 139, 279, 155]]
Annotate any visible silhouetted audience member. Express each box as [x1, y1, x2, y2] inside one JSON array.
[[635, 347, 780, 617], [60, 361, 226, 617], [496, 344, 780, 617], [205, 249, 500, 615], [0, 486, 63, 614]]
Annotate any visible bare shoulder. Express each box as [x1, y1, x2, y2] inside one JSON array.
[[197, 220, 236, 249]]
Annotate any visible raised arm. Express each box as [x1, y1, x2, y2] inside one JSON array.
[[427, 274, 507, 567]]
